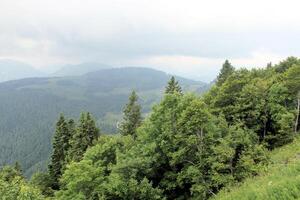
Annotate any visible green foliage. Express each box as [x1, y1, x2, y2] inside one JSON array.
[[0, 166, 44, 199], [56, 92, 268, 199], [48, 114, 72, 189], [274, 56, 300, 73], [284, 64, 300, 95], [213, 137, 300, 200], [216, 60, 235, 86], [206, 65, 296, 149], [67, 112, 100, 162], [30, 172, 54, 197], [119, 90, 142, 137], [52, 59, 299, 199], [2, 58, 300, 199], [56, 135, 164, 200], [165, 76, 183, 94], [284, 64, 300, 133]]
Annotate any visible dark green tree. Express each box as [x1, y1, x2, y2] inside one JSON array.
[[48, 114, 70, 190], [68, 112, 100, 162], [30, 172, 54, 197], [165, 76, 182, 94], [216, 60, 235, 86], [119, 91, 142, 137]]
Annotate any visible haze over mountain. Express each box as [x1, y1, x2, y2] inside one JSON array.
[[0, 67, 207, 176], [0, 59, 45, 82], [53, 62, 112, 76]]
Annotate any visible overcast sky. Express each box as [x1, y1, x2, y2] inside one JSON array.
[[1, 0, 300, 82]]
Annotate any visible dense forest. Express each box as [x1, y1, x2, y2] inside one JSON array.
[[0, 67, 205, 177], [0, 57, 299, 199]]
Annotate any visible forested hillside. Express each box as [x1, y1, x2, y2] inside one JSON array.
[[0, 57, 299, 199], [0, 67, 206, 177]]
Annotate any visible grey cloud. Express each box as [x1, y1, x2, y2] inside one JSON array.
[[1, 0, 300, 80]]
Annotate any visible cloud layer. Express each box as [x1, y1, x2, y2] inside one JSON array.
[[1, 0, 300, 81]]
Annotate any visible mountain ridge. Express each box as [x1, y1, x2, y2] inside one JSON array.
[[0, 59, 45, 82], [53, 62, 112, 77]]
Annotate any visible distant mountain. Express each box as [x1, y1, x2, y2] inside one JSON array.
[[0, 67, 207, 177], [53, 62, 112, 76], [0, 59, 44, 82]]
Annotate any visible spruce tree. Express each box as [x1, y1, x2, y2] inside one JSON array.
[[62, 119, 76, 169], [165, 76, 182, 94], [66, 119, 76, 145], [48, 114, 70, 190], [68, 112, 100, 162], [216, 60, 235, 86], [119, 90, 142, 137]]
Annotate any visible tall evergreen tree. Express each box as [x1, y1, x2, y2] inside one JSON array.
[[61, 119, 76, 169], [48, 114, 70, 190], [119, 91, 142, 137], [66, 119, 76, 147], [165, 76, 182, 94], [216, 60, 235, 86], [68, 112, 100, 162]]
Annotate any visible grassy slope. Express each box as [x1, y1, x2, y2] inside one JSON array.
[[214, 137, 300, 200]]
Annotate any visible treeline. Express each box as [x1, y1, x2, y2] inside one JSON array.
[[0, 57, 299, 199]]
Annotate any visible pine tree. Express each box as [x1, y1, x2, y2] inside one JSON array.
[[48, 114, 70, 190], [165, 76, 182, 94], [68, 112, 100, 162], [216, 60, 235, 86], [119, 91, 142, 137]]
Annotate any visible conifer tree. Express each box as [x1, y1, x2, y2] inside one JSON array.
[[68, 112, 100, 162], [165, 76, 182, 94], [66, 119, 76, 150], [61, 119, 76, 169], [216, 60, 235, 86], [48, 114, 69, 190], [119, 91, 142, 137]]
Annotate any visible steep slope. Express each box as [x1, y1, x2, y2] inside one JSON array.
[[0, 67, 207, 176], [0, 59, 44, 82], [53, 62, 111, 76], [213, 137, 300, 200]]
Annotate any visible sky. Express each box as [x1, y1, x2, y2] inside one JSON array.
[[1, 0, 300, 82]]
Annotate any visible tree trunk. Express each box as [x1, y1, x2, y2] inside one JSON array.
[[263, 120, 267, 140], [230, 157, 234, 176], [295, 98, 300, 134], [196, 128, 204, 158]]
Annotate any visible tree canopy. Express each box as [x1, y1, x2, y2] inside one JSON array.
[[3, 57, 300, 200]]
